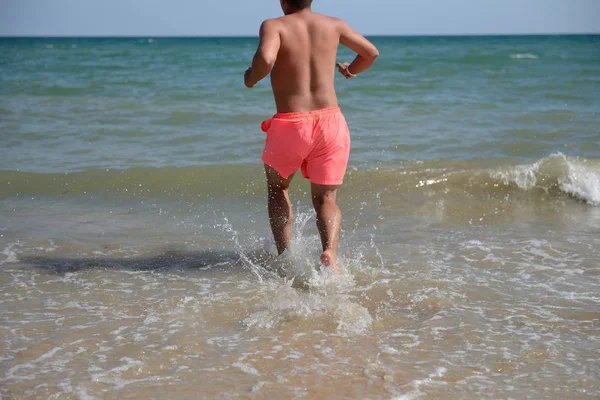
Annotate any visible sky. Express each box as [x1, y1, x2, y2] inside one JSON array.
[[1, 0, 599, 37]]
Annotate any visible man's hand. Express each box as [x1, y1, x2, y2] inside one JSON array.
[[336, 62, 355, 79], [244, 67, 255, 88]]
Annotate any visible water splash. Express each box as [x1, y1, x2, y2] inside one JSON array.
[[1, 242, 20, 266]]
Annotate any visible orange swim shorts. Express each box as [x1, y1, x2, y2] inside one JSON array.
[[261, 107, 351, 186]]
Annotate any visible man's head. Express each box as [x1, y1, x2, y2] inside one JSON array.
[[280, 0, 312, 15]]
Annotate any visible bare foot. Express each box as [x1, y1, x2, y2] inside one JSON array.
[[320, 250, 339, 273]]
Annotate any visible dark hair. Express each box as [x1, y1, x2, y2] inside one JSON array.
[[285, 0, 311, 10]]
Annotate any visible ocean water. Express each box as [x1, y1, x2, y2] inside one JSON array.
[[1, 35, 599, 399]]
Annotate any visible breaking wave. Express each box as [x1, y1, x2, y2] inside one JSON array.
[[1, 153, 598, 206]]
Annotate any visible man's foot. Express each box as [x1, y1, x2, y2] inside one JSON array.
[[320, 249, 339, 273]]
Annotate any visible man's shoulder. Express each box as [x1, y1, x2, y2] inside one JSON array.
[[258, 18, 284, 34], [312, 13, 348, 30], [260, 13, 347, 32], [310, 13, 345, 23], [260, 17, 283, 27]]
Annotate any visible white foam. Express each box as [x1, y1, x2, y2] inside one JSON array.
[[143, 315, 160, 325], [1, 242, 19, 266], [90, 358, 151, 390], [511, 53, 539, 60], [251, 381, 268, 393], [559, 157, 600, 206], [393, 393, 419, 400], [394, 366, 448, 400], [335, 301, 373, 336], [6, 363, 37, 380], [34, 240, 57, 253], [491, 162, 540, 190], [282, 350, 304, 360], [232, 362, 259, 376], [76, 386, 98, 400], [490, 153, 600, 206], [381, 345, 401, 355], [33, 347, 62, 362], [389, 332, 420, 349], [243, 279, 372, 335], [110, 326, 129, 336]]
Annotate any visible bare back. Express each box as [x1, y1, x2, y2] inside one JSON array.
[[270, 12, 341, 113]]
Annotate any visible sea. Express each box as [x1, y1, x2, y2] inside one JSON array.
[[0, 35, 599, 399]]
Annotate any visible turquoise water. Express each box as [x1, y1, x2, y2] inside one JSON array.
[[1, 36, 599, 399], [1, 36, 599, 172]]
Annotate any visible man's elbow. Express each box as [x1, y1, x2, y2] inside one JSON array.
[[257, 52, 277, 71], [262, 53, 277, 70], [360, 47, 379, 62], [369, 48, 380, 61]]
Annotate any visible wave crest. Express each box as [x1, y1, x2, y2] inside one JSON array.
[[511, 53, 539, 60], [490, 153, 599, 205]]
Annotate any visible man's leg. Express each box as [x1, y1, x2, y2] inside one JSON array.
[[311, 183, 341, 271], [265, 164, 295, 255]]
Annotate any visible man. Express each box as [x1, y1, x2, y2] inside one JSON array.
[[244, 0, 379, 272]]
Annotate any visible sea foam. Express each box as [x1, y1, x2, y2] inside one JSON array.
[[511, 53, 539, 60], [491, 153, 600, 206]]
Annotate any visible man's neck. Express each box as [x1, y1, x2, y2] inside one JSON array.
[[285, 7, 312, 16]]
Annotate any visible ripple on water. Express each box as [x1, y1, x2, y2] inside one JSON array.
[[1, 217, 599, 398]]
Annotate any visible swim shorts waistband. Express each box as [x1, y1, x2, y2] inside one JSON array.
[[273, 107, 341, 120]]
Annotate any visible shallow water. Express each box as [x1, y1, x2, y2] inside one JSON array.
[[2, 196, 599, 399], [1, 36, 600, 399]]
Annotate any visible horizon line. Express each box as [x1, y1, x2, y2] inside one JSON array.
[[1, 32, 599, 39]]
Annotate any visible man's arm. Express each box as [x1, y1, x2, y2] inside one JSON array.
[[244, 20, 281, 88], [337, 20, 379, 79]]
